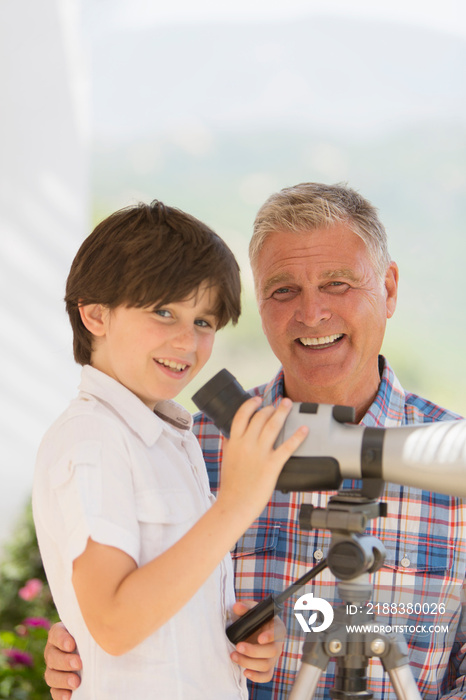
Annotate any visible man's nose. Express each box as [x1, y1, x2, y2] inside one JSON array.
[[294, 288, 332, 326]]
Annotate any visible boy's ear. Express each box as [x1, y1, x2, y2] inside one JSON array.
[[79, 304, 108, 337]]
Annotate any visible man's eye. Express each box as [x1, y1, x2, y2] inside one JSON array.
[[195, 319, 211, 328], [325, 281, 350, 293], [271, 287, 295, 300]]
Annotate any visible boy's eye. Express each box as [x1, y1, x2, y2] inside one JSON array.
[[195, 318, 215, 329], [154, 309, 172, 318]]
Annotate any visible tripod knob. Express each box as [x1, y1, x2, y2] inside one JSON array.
[[327, 535, 386, 580]]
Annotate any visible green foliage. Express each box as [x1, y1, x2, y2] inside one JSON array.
[[0, 501, 58, 699]]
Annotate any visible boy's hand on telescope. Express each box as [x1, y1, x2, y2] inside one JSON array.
[[44, 622, 81, 699], [220, 397, 308, 519], [230, 601, 286, 683]]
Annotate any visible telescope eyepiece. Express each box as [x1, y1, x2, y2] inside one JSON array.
[[192, 369, 252, 438]]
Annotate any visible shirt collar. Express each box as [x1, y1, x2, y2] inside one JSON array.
[[263, 356, 405, 426], [79, 365, 192, 446], [260, 368, 285, 407], [361, 355, 406, 427]]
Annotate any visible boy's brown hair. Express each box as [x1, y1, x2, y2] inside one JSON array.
[[65, 200, 241, 365]]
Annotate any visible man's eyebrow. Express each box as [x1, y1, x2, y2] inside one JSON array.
[[262, 268, 360, 296], [262, 273, 294, 297], [324, 268, 360, 282]]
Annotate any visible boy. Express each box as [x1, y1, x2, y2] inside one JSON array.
[[32, 200, 307, 699]]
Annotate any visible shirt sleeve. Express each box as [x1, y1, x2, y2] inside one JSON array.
[[38, 412, 141, 574]]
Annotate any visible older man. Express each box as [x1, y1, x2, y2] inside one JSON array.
[[44, 183, 465, 700]]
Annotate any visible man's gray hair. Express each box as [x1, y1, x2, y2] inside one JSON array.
[[250, 182, 391, 280]]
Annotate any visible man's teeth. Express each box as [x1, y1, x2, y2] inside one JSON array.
[[156, 359, 188, 371], [299, 334, 343, 346]]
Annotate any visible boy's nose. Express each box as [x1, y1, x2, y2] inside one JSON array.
[[172, 325, 197, 352]]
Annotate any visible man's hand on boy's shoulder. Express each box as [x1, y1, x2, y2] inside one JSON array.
[[44, 622, 82, 699], [230, 601, 285, 684]]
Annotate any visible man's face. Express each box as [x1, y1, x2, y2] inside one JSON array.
[[254, 223, 398, 416]]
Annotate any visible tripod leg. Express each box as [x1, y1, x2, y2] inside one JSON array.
[[289, 638, 329, 700], [387, 665, 422, 700], [289, 663, 324, 700]]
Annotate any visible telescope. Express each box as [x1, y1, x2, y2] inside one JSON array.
[[193, 370, 465, 700], [192, 368, 466, 498]]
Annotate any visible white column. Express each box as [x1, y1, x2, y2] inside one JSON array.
[[0, 0, 90, 545]]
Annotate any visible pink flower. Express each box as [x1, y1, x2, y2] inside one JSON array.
[[23, 617, 51, 630], [2, 648, 34, 667], [18, 578, 43, 601]]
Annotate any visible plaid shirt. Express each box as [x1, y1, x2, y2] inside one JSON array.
[[194, 357, 466, 700]]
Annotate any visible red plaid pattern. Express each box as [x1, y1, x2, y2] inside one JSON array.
[[194, 357, 466, 700]]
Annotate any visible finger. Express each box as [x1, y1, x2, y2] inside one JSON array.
[[232, 600, 256, 616], [229, 396, 262, 437], [273, 424, 309, 462], [44, 644, 82, 673], [235, 639, 280, 660], [230, 649, 275, 683], [46, 622, 78, 654], [243, 668, 274, 683], [231, 647, 275, 671], [256, 615, 286, 645], [238, 398, 293, 446], [50, 691, 72, 700], [44, 667, 81, 692]]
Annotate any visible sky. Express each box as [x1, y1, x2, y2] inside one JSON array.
[[92, 0, 466, 37]]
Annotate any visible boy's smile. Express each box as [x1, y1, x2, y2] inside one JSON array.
[[155, 358, 190, 373], [81, 283, 218, 410]]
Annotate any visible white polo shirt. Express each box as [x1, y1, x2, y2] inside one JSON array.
[[33, 365, 247, 700]]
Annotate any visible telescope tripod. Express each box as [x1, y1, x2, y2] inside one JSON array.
[[226, 485, 422, 700], [289, 575, 420, 700], [289, 489, 421, 700]]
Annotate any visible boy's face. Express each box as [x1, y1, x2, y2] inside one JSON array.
[[83, 283, 219, 410]]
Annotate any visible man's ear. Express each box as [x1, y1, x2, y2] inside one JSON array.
[[384, 261, 398, 319], [78, 304, 108, 337]]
